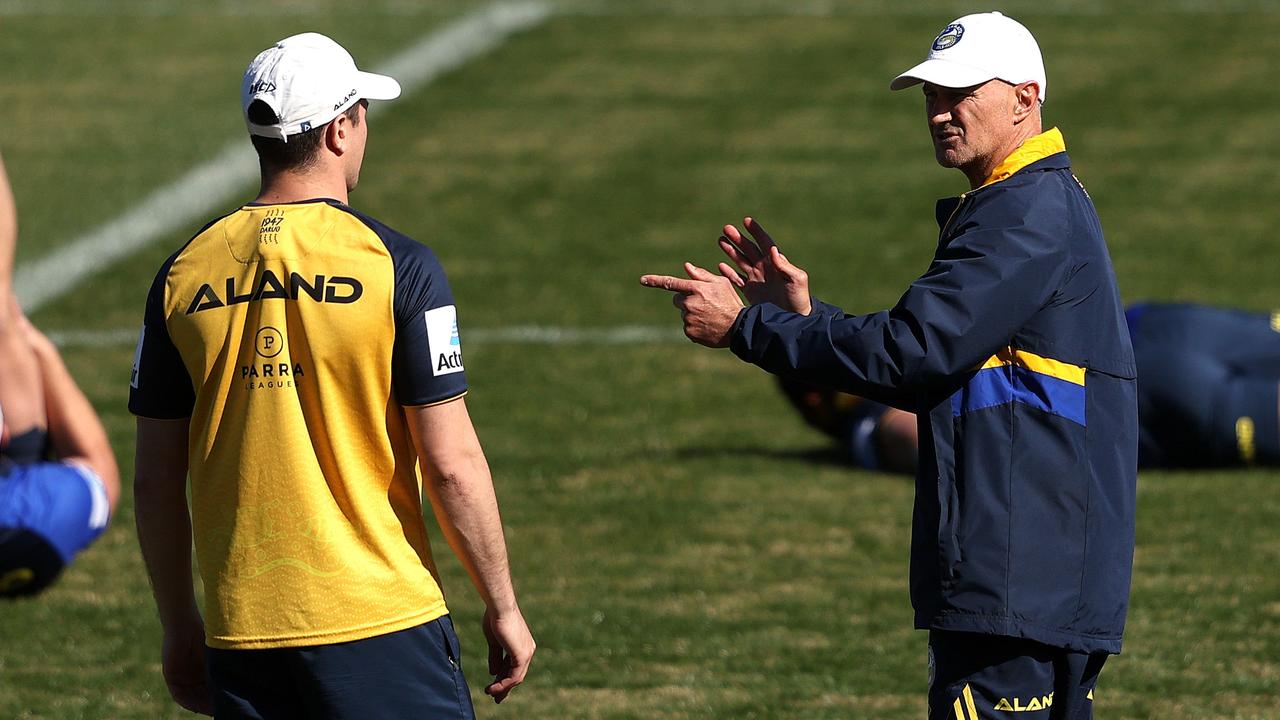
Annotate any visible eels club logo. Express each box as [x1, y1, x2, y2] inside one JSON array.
[[932, 23, 964, 51]]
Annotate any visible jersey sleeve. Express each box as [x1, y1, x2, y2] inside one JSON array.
[[386, 237, 468, 406], [128, 257, 195, 419]]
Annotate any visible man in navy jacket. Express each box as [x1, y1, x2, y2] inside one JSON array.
[[643, 12, 1136, 720]]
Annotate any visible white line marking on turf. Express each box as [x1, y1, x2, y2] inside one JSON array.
[[467, 325, 685, 344], [14, 1, 551, 314], [46, 329, 143, 348], [0, 1, 482, 16], [46, 325, 687, 349]]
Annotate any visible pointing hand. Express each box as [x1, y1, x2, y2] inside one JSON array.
[[640, 262, 746, 348]]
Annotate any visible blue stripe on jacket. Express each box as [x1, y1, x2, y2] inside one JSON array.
[[952, 364, 1087, 426]]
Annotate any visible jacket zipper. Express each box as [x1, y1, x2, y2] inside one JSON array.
[[939, 191, 968, 241], [935, 191, 966, 583]]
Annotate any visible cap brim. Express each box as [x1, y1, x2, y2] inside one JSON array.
[[889, 58, 996, 91], [357, 71, 402, 101]]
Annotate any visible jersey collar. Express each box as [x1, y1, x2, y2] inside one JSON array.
[[243, 197, 345, 208], [979, 127, 1066, 189]]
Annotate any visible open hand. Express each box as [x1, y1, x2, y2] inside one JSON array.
[[717, 217, 811, 315], [483, 605, 535, 704]]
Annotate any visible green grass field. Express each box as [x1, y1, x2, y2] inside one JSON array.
[[2, 1, 1279, 717]]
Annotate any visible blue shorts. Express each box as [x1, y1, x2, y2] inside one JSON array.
[[928, 630, 1106, 720], [207, 615, 476, 720], [0, 461, 110, 598]]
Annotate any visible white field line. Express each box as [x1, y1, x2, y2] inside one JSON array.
[[46, 325, 686, 349], [0, 1, 477, 16], [13, 1, 551, 314]]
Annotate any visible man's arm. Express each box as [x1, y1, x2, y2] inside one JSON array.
[[23, 321, 120, 510], [134, 416, 212, 716], [724, 191, 1072, 401], [0, 152, 48, 439], [0, 151, 16, 299], [404, 397, 534, 705], [642, 217, 916, 408]]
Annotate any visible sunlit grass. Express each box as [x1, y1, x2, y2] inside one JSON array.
[[1, 3, 1278, 718]]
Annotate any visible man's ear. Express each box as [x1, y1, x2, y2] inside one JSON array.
[[325, 116, 349, 156], [1012, 82, 1040, 122]]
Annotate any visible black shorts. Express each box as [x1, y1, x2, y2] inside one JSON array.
[[207, 615, 476, 720], [0, 527, 64, 598], [928, 630, 1107, 720], [1, 428, 48, 465]]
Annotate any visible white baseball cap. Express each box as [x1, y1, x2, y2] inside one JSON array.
[[890, 12, 1047, 102], [242, 32, 402, 142]]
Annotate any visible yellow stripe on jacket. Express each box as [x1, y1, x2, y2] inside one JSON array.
[[979, 347, 1086, 386]]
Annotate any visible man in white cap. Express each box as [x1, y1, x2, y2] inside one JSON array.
[[642, 12, 1136, 719], [131, 33, 533, 718]]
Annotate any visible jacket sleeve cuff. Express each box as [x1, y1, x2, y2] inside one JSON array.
[[730, 298, 843, 366], [728, 304, 754, 360]]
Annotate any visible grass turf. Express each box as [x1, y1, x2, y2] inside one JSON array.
[[1, 2, 1278, 718]]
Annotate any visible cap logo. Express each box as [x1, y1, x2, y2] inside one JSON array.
[[250, 80, 276, 94], [300, 121, 312, 132], [932, 23, 964, 51], [333, 88, 358, 111]]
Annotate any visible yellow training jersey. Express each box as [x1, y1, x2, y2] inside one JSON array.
[[129, 198, 468, 649]]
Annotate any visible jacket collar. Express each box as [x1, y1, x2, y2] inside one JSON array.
[[978, 127, 1066, 188], [935, 128, 1070, 231]]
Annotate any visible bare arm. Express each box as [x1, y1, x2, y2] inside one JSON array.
[[134, 416, 212, 716], [405, 397, 534, 704], [0, 151, 16, 299], [23, 321, 120, 510], [0, 154, 46, 438]]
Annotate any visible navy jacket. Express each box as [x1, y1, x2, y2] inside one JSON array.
[[730, 136, 1138, 653]]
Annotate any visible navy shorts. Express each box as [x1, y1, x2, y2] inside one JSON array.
[[928, 631, 1107, 720], [207, 615, 476, 720]]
